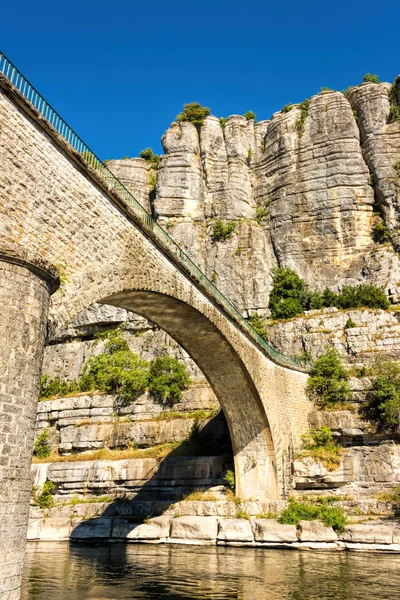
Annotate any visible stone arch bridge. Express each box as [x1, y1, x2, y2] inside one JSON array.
[[0, 56, 309, 599]]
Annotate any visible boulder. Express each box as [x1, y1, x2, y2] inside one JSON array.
[[252, 519, 297, 543], [217, 518, 254, 542], [340, 523, 394, 544], [298, 520, 338, 542], [170, 516, 218, 541], [112, 515, 171, 540], [70, 517, 113, 539]]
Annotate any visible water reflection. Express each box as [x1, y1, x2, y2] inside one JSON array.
[[22, 542, 400, 600]]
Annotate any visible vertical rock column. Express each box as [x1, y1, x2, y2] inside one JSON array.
[[0, 252, 57, 600]]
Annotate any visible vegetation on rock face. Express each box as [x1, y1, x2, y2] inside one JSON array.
[[139, 147, 160, 168], [279, 497, 346, 532], [268, 267, 389, 320], [388, 81, 400, 124], [281, 104, 293, 113], [224, 469, 235, 491], [373, 222, 392, 245], [363, 358, 400, 432], [32, 480, 56, 509], [363, 73, 380, 84], [296, 426, 342, 470], [147, 356, 190, 405], [212, 219, 236, 242], [243, 111, 256, 121], [176, 102, 210, 128], [295, 98, 311, 137], [33, 430, 52, 459], [40, 329, 191, 406], [219, 117, 227, 130], [344, 317, 356, 330], [306, 349, 351, 409], [255, 205, 269, 224], [248, 313, 269, 342]]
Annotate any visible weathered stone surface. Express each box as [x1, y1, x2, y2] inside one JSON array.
[[252, 519, 297, 543], [340, 522, 394, 544], [27, 518, 72, 541], [170, 516, 219, 541], [107, 157, 154, 212], [298, 519, 338, 542], [70, 517, 113, 539], [112, 515, 171, 540], [217, 518, 254, 542]]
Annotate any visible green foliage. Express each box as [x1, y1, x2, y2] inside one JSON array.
[[148, 356, 190, 405], [279, 497, 346, 532], [295, 98, 310, 137], [373, 222, 392, 244], [255, 205, 268, 224], [336, 285, 389, 310], [244, 110, 256, 121], [306, 349, 351, 409], [362, 358, 400, 432], [388, 105, 400, 124], [33, 430, 52, 459], [268, 268, 308, 319], [139, 147, 160, 168], [281, 104, 293, 113], [212, 219, 236, 242], [176, 102, 210, 128], [248, 313, 269, 341], [394, 161, 400, 176], [219, 117, 227, 129], [363, 73, 380, 84], [297, 426, 342, 470], [224, 469, 235, 491], [247, 148, 253, 164], [235, 508, 251, 520], [39, 375, 79, 400], [369, 173, 376, 186], [344, 317, 356, 330], [32, 480, 56, 509], [320, 86, 333, 92]]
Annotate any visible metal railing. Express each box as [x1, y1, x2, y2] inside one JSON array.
[[0, 51, 308, 371]]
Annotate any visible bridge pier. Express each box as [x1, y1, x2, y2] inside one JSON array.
[[0, 251, 57, 600]]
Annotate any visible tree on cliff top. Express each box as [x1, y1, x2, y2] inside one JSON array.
[[176, 102, 210, 128]]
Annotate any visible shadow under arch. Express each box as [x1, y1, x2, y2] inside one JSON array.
[[98, 289, 278, 501]]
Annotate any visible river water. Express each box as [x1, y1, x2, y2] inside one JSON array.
[[22, 542, 400, 599]]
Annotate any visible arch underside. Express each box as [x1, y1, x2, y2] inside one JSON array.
[[98, 289, 278, 501]]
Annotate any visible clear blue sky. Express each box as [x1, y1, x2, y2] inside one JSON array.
[[2, 0, 399, 160]]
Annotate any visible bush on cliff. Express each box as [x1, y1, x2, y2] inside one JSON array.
[[243, 110, 256, 121], [177, 102, 210, 128], [306, 349, 351, 409], [296, 426, 342, 470], [268, 268, 308, 319], [363, 73, 380, 84], [248, 313, 269, 342], [279, 497, 346, 532], [148, 356, 191, 405], [33, 430, 52, 459], [212, 219, 236, 242], [32, 479, 56, 509], [139, 147, 160, 168], [362, 358, 400, 432]]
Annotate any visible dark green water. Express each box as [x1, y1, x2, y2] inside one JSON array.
[[22, 542, 400, 599]]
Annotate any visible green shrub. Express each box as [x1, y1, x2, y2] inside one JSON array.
[[362, 358, 400, 432], [39, 375, 79, 400], [244, 111, 256, 121], [344, 317, 356, 330], [278, 497, 346, 532], [281, 104, 293, 113], [33, 430, 52, 459], [224, 469, 235, 491], [148, 356, 190, 405], [248, 313, 269, 341], [268, 268, 308, 319], [373, 222, 392, 244], [363, 73, 380, 84], [177, 102, 210, 128], [394, 161, 400, 176], [255, 206, 268, 224], [235, 508, 251, 520], [219, 117, 227, 129], [139, 148, 160, 168], [336, 285, 389, 310], [297, 426, 342, 470], [306, 349, 351, 409], [295, 98, 310, 137], [212, 219, 236, 242], [32, 479, 56, 509], [388, 105, 400, 124]]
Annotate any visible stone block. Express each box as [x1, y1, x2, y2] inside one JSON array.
[[112, 515, 171, 540], [217, 518, 254, 542], [298, 520, 338, 542], [27, 518, 72, 541], [170, 516, 218, 541], [252, 519, 297, 543], [340, 523, 393, 544], [70, 517, 113, 539]]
